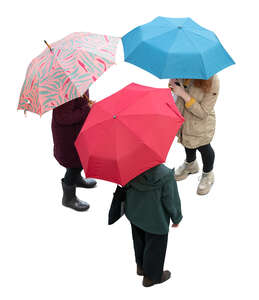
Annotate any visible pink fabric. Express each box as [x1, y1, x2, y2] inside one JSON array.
[[18, 32, 120, 116], [75, 83, 184, 186]]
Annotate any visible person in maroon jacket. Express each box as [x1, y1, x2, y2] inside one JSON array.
[[51, 90, 96, 211]]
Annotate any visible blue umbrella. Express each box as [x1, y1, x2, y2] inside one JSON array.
[[122, 17, 235, 79]]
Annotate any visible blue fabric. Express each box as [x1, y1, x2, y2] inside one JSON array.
[[122, 17, 235, 79]]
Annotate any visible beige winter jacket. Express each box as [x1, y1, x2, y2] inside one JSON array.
[[175, 75, 220, 149]]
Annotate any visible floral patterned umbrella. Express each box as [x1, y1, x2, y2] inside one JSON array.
[[18, 32, 120, 116]]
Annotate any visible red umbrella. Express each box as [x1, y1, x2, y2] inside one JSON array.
[[75, 83, 184, 186]]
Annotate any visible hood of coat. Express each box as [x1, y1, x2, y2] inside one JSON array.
[[126, 164, 174, 191]]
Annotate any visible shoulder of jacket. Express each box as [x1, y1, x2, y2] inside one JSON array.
[[161, 168, 176, 185], [127, 167, 173, 191]]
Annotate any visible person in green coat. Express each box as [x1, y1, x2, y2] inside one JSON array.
[[124, 164, 182, 287]]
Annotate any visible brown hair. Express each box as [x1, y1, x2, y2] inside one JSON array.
[[193, 77, 213, 93]]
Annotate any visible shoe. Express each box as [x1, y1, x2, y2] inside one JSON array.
[[142, 270, 171, 287], [175, 160, 199, 181], [197, 171, 214, 195], [75, 176, 97, 189], [61, 179, 90, 211], [137, 265, 144, 276]]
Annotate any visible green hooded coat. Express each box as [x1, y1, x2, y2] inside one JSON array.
[[124, 164, 182, 235]]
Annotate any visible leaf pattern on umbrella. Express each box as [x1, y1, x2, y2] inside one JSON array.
[[18, 32, 120, 116]]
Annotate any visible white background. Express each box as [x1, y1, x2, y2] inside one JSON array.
[[1, 0, 258, 299]]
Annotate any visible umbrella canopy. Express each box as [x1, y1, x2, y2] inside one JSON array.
[[75, 83, 184, 186], [18, 32, 120, 116], [122, 17, 235, 79]]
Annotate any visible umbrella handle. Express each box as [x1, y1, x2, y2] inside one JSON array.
[[82, 93, 89, 101], [44, 40, 53, 52]]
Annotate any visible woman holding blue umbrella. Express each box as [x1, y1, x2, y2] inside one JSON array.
[[169, 75, 219, 195], [122, 17, 234, 195]]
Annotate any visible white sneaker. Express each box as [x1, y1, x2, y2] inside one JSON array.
[[175, 160, 199, 181], [197, 171, 214, 195]]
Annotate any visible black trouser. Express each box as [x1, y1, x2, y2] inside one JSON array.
[[131, 223, 168, 283], [185, 143, 215, 173], [63, 168, 83, 185]]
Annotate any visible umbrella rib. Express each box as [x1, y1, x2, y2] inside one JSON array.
[[59, 47, 116, 64], [115, 90, 154, 116], [86, 105, 115, 130], [79, 119, 122, 184], [45, 57, 82, 97], [144, 27, 178, 43], [186, 29, 217, 43], [20, 34, 120, 116], [183, 18, 216, 40], [116, 117, 164, 162], [84, 111, 165, 167], [181, 28, 208, 78], [95, 87, 155, 119], [56, 51, 114, 99], [19, 67, 41, 114], [35, 56, 82, 111], [114, 122, 123, 185], [143, 17, 188, 42], [116, 118, 164, 184], [160, 31, 181, 79], [124, 23, 178, 60], [50, 37, 119, 98]]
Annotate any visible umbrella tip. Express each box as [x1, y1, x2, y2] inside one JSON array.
[[44, 40, 53, 52]]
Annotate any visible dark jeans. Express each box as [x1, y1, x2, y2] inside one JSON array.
[[185, 143, 215, 173], [131, 223, 168, 282], [63, 167, 83, 185]]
